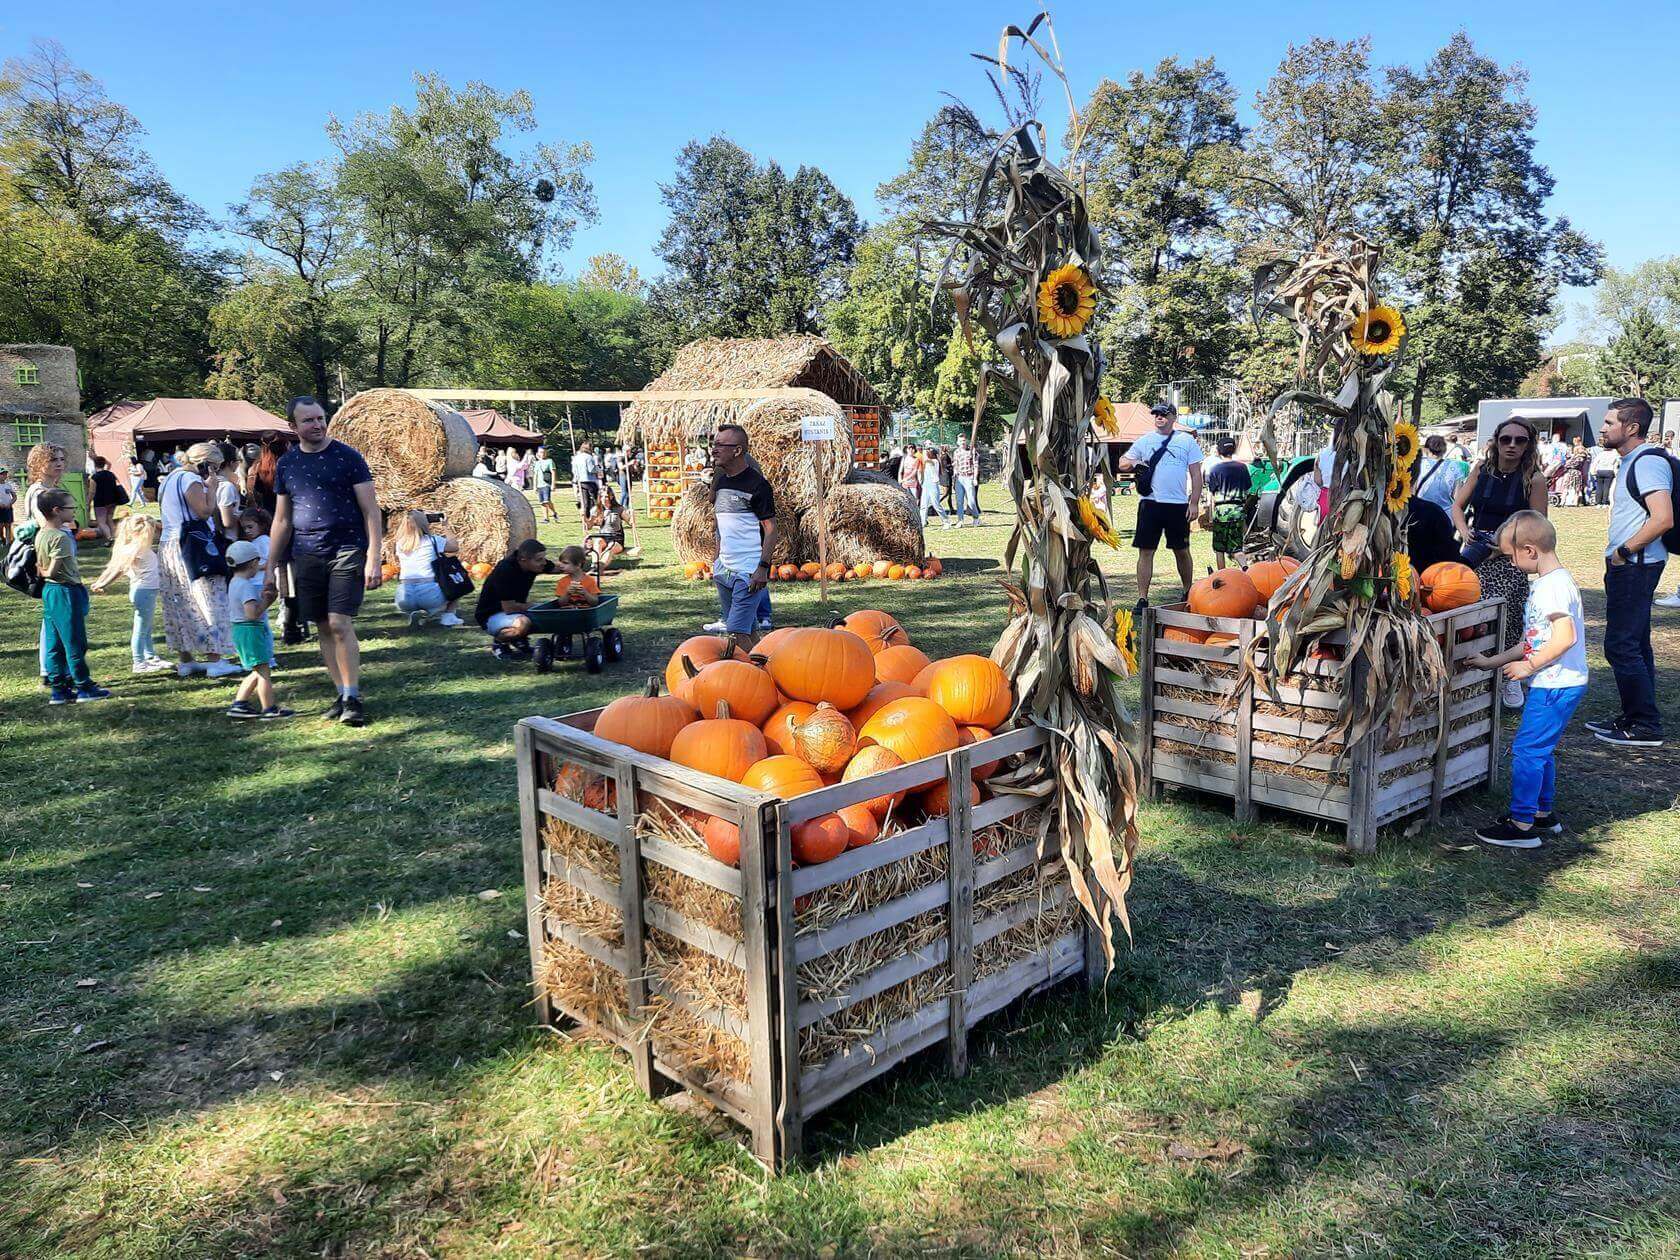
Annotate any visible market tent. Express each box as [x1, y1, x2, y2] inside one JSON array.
[[460, 408, 544, 449], [90, 398, 287, 467], [1094, 402, 1161, 447], [87, 400, 146, 431]]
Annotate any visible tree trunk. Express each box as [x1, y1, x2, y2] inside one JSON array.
[[1409, 366, 1428, 426]]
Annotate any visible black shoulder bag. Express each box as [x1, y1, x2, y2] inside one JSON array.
[[1133, 436, 1176, 499], [169, 471, 230, 581], [431, 535, 474, 601]]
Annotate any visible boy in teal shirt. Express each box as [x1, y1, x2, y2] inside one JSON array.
[[34, 489, 110, 705], [225, 540, 292, 720]]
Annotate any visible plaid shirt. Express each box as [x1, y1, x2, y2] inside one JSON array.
[[952, 445, 979, 478]]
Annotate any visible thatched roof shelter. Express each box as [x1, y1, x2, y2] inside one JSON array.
[[618, 336, 882, 451]]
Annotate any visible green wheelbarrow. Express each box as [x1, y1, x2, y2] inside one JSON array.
[[522, 594, 623, 674]]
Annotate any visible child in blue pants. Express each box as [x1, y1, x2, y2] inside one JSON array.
[[34, 489, 111, 705], [1467, 511, 1588, 848]]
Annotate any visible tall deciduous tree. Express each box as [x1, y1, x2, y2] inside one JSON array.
[[578, 252, 645, 296], [1599, 309, 1678, 399]]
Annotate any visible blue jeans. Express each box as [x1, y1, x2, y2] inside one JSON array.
[[41, 583, 92, 689], [921, 487, 948, 524], [131, 586, 158, 663], [1603, 560, 1666, 733], [394, 578, 447, 616], [955, 475, 980, 521], [713, 569, 760, 635], [1508, 684, 1587, 823], [754, 585, 772, 626]]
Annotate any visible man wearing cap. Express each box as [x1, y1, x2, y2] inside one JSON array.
[[1117, 403, 1204, 603]]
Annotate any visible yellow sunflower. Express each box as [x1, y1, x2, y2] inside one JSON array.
[[1350, 304, 1406, 356], [1094, 396, 1118, 434], [1391, 420, 1421, 468], [1385, 466, 1413, 514], [1113, 606, 1138, 676], [1392, 552, 1415, 603], [1077, 496, 1120, 548], [1037, 264, 1096, 338]]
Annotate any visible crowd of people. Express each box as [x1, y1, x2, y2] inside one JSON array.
[[884, 437, 984, 528]]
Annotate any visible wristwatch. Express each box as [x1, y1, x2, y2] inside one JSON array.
[[1616, 544, 1634, 563]]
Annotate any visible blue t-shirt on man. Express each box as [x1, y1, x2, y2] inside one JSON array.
[[274, 440, 374, 557]]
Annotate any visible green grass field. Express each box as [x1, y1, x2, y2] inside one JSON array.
[[3, 487, 1678, 1258]]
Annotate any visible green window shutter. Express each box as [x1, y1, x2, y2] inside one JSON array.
[[14, 364, 40, 386]]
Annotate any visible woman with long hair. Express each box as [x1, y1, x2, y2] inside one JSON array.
[[247, 431, 289, 517], [157, 440, 238, 677], [1452, 417, 1549, 708], [389, 509, 465, 627], [583, 484, 626, 567]]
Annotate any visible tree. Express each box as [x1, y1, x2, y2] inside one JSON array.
[[578, 252, 644, 296], [1599, 309, 1678, 398], [877, 103, 1000, 226], [467, 280, 653, 392]]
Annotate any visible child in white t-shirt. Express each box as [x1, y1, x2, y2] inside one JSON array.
[[1467, 511, 1587, 848], [90, 514, 169, 673], [224, 541, 291, 720]]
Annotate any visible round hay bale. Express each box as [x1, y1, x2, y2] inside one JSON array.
[[408, 476, 536, 567], [329, 389, 478, 509], [821, 482, 924, 568], [738, 394, 852, 509], [672, 476, 807, 567]]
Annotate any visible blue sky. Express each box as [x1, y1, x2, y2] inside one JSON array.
[[6, 1, 1676, 339]]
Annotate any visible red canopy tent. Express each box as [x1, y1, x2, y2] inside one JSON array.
[[90, 398, 288, 467], [460, 407, 544, 449]]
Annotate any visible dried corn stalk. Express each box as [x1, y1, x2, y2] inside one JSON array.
[[922, 11, 1140, 969], [1246, 235, 1446, 745]]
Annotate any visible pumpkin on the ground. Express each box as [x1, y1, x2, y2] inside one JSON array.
[[762, 700, 818, 758], [846, 681, 918, 730], [765, 626, 875, 710], [790, 702, 857, 773], [741, 755, 824, 799], [678, 657, 779, 727], [886, 564, 906, 580], [858, 696, 960, 765], [1420, 561, 1481, 612], [592, 678, 697, 760], [871, 560, 891, 579], [922, 654, 1013, 729], [1188, 568, 1261, 620], [838, 609, 908, 654], [776, 564, 798, 582], [664, 635, 745, 698], [791, 815, 849, 865], [668, 701, 767, 783], [874, 643, 930, 686], [841, 745, 911, 818]]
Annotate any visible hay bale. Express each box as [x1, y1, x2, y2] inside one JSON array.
[[329, 389, 478, 508], [409, 476, 536, 567], [671, 476, 807, 567], [738, 394, 852, 507], [844, 468, 898, 488], [822, 481, 925, 568]]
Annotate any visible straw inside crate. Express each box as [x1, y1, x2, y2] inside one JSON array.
[[536, 939, 626, 1029], [636, 801, 743, 941], [540, 876, 624, 947]]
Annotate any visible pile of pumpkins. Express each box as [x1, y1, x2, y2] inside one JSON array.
[[1164, 557, 1485, 649], [587, 610, 1013, 868], [681, 558, 945, 583]]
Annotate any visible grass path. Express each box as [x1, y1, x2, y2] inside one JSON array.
[[3, 490, 1677, 1257]]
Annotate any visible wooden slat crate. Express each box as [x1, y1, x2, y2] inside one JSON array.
[[517, 714, 1095, 1170], [1139, 596, 1505, 851]]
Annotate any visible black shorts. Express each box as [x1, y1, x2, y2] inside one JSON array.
[[292, 546, 368, 621], [1134, 498, 1191, 552], [0, 506, 12, 525]]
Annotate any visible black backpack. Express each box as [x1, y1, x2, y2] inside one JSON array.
[[1626, 447, 1680, 554], [3, 523, 43, 599]]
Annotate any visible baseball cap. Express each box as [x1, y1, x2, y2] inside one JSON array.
[[226, 540, 261, 567], [1149, 402, 1176, 418]]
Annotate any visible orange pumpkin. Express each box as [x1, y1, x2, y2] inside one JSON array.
[[790, 702, 857, 773], [921, 778, 980, 818], [592, 678, 697, 760], [795, 567, 813, 581], [904, 564, 923, 580], [800, 562, 821, 578], [910, 660, 940, 695], [924, 558, 943, 577], [825, 562, 846, 581], [837, 803, 880, 848], [958, 725, 1000, 781], [1162, 626, 1211, 644], [664, 636, 745, 698], [668, 701, 767, 783], [858, 696, 960, 765], [380, 561, 400, 581], [1245, 557, 1299, 601], [841, 745, 911, 818], [791, 814, 849, 865], [852, 563, 872, 580], [873, 643, 931, 686], [753, 626, 799, 657], [838, 609, 908, 654], [762, 700, 818, 757], [871, 560, 891, 579], [846, 680, 919, 729], [776, 564, 799, 582], [922, 654, 1013, 729], [1188, 568, 1261, 620], [469, 562, 493, 580], [886, 564, 907, 580], [702, 816, 742, 865], [741, 755, 824, 799], [1205, 632, 1239, 646], [1420, 561, 1481, 612], [765, 627, 875, 710], [679, 657, 779, 727]]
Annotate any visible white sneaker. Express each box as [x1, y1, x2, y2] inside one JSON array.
[[1654, 594, 1680, 609], [438, 612, 464, 627], [134, 658, 172, 674], [1502, 678, 1525, 709], [756, 620, 774, 631], [702, 620, 727, 633], [176, 661, 203, 678], [203, 660, 241, 679]]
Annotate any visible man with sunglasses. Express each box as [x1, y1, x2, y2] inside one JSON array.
[[706, 424, 776, 652], [1588, 398, 1672, 748]]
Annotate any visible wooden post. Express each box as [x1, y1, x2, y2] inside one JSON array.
[[1428, 609, 1460, 826], [737, 798, 781, 1166], [1138, 607, 1159, 800], [612, 763, 656, 1094], [945, 747, 975, 1077], [515, 724, 553, 1027], [1486, 609, 1504, 794], [1233, 620, 1255, 824], [1343, 657, 1380, 854], [772, 802, 803, 1166], [815, 441, 830, 607]]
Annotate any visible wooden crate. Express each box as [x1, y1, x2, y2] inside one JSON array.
[[845, 405, 882, 469], [1139, 596, 1505, 851], [517, 714, 1093, 1170]]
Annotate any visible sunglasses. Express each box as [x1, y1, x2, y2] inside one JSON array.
[[1497, 435, 1529, 446]]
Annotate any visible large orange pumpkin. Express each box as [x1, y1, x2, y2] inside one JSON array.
[[703, 816, 742, 865], [1245, 557, 1299, 602], [846, 681, 918, 729], [791, 814, 849, 865], [679, 657, 779, 727], [837, 802, 880, 848], [858, 696, 960, 765], [922, 655, 1013, 729], [753, 626, 799, 657], [874, 643, 931, 686], [839, 609, 908, 654], [841, 745, 911, 818], [790, 702, 857, 773], [741, 755, 824, 799], [765, 627, 875, 710], [910, 660, 940, 695], [668, 701, 767, 783], [762, 700, 818, 758], [1420, 561, 1481, 612], [921, 778, 980, 818], [958, 725, 1000, 781], [1188, 568, 1261, 620], [592, 678, 697, 760], [664, 635, 745, 698]]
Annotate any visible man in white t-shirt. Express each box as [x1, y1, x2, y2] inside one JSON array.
[[1588, 398, 1672, 747], [1116, 403, 1203, 603], [570, 442, 598, 519]]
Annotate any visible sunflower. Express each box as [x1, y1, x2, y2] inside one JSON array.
[[1351, 304, 1406, 356], [1390, 420, 1421, 469], [1385, 466, 1413, 514], [1392, 552, 1415, 603], [1094, 396, 1118, 435], [1077, 496, 1120, 548], [1113, 606, 1138, 676], [1037, 264, 1096, 338]]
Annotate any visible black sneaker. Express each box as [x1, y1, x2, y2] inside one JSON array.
[[259, 706, 296, 720], [507, 638, 534, 659], [323, 697, 345, 722], [1582, 717, 1622, 736], [1531, 811, 1564, 835], [339, 696, 366, 727], [491, 642, 519, 663], [226, 700, 262, 719], [1476, 818, 1542, 849], [49, 686, 77, 706], [73, 684, 112, 703], [1593, 722, 1662, 749]]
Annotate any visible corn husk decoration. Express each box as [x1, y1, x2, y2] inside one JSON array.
[[922, 11, 1140, 968], [1246, 235, 1446, 746]]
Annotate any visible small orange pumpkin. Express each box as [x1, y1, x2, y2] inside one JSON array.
[[846, 680, 919, 729], [668, 701, 768, 783], [852, 563, 872, 580], [679, 657, 779, 727], [762, 700, 818, 758], [592, 677, 697, 760], [776, 563, 799, 582], [702, 816, 741, 865], [904, 564, 923, 580], [790, 702, 858, 773], [1188, 568, 1261, 620], [469, 562, 493, 580], [741, 755, 825, 799], [664, 635, 745, 698], [886, 563, 906, 580], [380, 561, 400, 581], [825, 562, 846, 581], [858, 696, 960, 765], [800, 561, 821, 577], [922, 654, 1013, 729], [921, 778, 980, 818], [791, 814, 849, 865], [841, 745, 912, 818], [1245, 557, 1299, 601], [873, 643, 931, 686], [958, 725, 1000, 781], [838, 609, 909, 654], [1419, 561, 1481, 612], [837, 802, 880, 848], [765, 627, 876, 710]]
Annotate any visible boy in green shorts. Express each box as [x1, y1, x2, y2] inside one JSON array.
[[225, 540, 292, 720]]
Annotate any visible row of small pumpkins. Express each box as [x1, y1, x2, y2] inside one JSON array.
[[588, 610, 1014, 868], [681, 559, 945, 582], [1163, 557, 1484, 645]]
